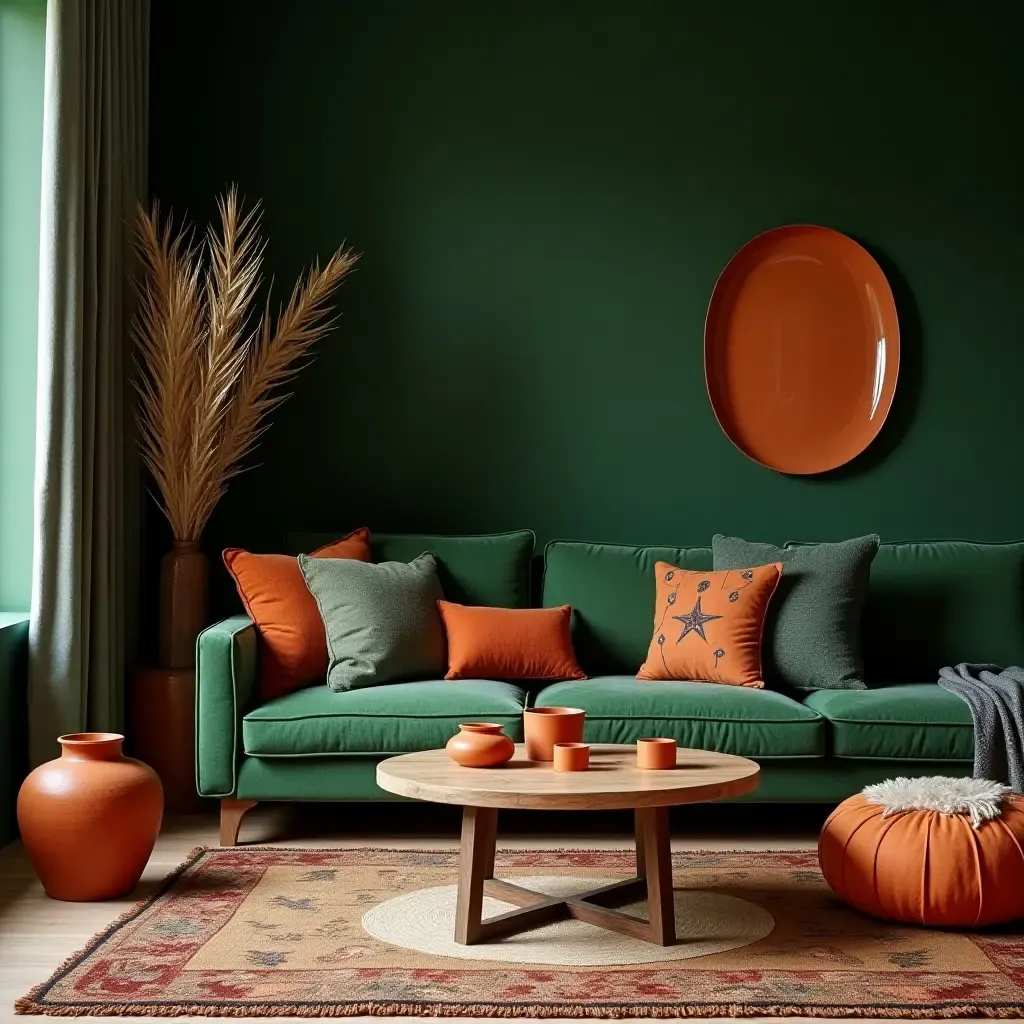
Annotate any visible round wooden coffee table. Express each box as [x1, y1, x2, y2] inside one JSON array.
[[376, 743, 759, 947]]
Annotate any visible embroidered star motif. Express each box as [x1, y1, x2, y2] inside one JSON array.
[[673, 596, 723, 644]]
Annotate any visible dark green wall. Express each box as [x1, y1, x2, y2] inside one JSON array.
[[149, 0, 1023, 572]]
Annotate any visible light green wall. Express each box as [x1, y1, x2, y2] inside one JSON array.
[[0, 0, 45, 612]]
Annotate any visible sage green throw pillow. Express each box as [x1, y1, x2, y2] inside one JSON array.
[[298, 552, 446, 692], [712, 534, 879, 691]]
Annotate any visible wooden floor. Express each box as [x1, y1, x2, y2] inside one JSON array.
[[0, 802, 961, 1023]]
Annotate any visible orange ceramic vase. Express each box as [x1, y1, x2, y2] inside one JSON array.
[[17, 733, 164, 902], [523, 707, 586, 761], [445, 723, 515, 768]]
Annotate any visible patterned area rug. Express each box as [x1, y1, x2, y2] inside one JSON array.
[[17, 847, 1024, 1018]]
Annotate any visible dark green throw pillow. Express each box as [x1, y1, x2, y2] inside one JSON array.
[[712, 534, 879, 691], [299, 552, 447, 692]]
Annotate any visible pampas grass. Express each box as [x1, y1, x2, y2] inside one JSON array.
[[132, 187, 358, 541]]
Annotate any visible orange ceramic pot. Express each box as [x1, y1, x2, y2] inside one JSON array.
[[445, 723, 515, 768], [523, 707, 585, 761], [17, 733, 164, 901], [553, 742, 590, 772], [637, 738, 677, 770]]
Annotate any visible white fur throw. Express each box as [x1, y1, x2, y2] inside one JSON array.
[[862, 776, 1012, 828]]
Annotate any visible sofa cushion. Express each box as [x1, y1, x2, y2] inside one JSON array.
[[542, 540, 712, 675], [637, 561, 782, 688], [223, 529, 372, 700], [242, 679, 527, 755], [715, 534, 879, 691], [438, 602, 586, 681], [289, 529, 535, 608], [299, 552, 447, 692], [862, 540, 1024, 684], [534, 676, 824, 757], [803, 685, 974, 760]]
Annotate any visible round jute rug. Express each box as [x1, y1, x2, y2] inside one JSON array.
[[362, 875, 775, 965]]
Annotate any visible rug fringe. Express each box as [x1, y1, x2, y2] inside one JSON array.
[[15, 846, 210, 1014], [14, 997, 1024, 1018]]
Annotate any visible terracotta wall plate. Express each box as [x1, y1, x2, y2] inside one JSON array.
[[704, 225, 899, 475]]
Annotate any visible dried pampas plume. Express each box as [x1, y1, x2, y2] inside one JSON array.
[[132, 187, 358, 541]]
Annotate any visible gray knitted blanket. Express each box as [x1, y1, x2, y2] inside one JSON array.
[[937, 663, 1024, 792]]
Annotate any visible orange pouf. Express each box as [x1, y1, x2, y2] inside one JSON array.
[[819, 778, 1024, 927]]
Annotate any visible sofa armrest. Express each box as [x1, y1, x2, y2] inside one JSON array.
[[195, 615, 257, 798]]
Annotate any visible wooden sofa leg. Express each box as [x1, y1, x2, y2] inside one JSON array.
[[220, 798, 258, 847]]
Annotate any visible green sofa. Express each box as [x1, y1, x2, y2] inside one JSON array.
[[196, 531, 1024, 844]]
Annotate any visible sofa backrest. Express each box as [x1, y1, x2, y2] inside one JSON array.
[[862, 540, 1024, 683], [288, 529, 535, 608], [542, 540, 712, 675], [543, 537, 1024, 684]]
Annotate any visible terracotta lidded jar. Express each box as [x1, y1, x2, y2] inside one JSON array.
[[17, 733, 164, 901], [446, 723, 515, 768]]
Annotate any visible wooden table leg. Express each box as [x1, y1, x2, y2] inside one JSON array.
[[454, 806, 498, 944], [635, 807, 647, 878], [636, 805, 676, 945]]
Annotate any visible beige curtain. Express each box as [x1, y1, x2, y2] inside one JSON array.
[[29, 0, 149, 766]]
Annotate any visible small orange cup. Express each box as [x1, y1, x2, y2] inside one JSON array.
[[637, 737, 677, 770], [553, 742, 590, 772], [523, 707, 585, 761]]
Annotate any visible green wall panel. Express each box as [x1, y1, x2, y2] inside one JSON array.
[[148, 1, 1024, 570], [0, 614, 29, 846], [0, 0, 45, 611]]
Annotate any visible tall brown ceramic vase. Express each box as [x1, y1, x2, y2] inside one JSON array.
[[131, 539, 209, 813], [158, 540, 208, 670], [129, 667, 203, 813], [17, 733, 164, 901]]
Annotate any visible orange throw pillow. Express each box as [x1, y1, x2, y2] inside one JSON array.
[[637, 561, 781, 688], [438, 602, 586, 681], [223, 529, 372, 699]]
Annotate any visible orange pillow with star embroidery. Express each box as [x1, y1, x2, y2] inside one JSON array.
[[637, 561, 782, 688]]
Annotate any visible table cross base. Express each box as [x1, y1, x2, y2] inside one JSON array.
[[454, 805, 675, 946]]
